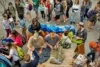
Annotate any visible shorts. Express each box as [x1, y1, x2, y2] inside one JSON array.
[[55, 15, 60, 20], [88, 16, 96, 23], [34, 7, 38, 13]]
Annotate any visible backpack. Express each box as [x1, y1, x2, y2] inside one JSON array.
[[89, 41, 98, 49], [29, 4, 32, 11], [16, 46, 24, 60], [20, 35, 27, 45]]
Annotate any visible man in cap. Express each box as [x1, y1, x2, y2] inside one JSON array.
[[74, 22, 87, 54]]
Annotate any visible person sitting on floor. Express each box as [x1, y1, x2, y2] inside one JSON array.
[[22, 44, 39, 67], [60, 31, 72, 49]]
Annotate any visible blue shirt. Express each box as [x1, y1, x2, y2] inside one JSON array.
[[21, 51, 39, 67], [20, 19, 26, 28]]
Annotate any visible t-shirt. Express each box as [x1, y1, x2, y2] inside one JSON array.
[[28, 23, 41, 33], [20, 19, 26, 28], [8, 6, 15, 17], [2, 19, 10, 29], [45, 3, 50, 12], [10, 48, 19, 61], [55, 3, 61, 15], [39, 4, 45, 11], [76, 29, 87, 43], [62, 34, 72, 44], [72, 4, 80, 13], [87, 10, 97, 18], [14, 35, 22, 47], [32, 0, 39, 8], [44, 34, 60, 47], [25, 2, 29, 13], [28, 36, 44, 50]]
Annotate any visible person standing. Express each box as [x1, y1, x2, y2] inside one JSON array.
[[19, 14, 27, 38], [80, 1, 88, 22], [39, 0, 45, 21], [8, 2, 16, 23], [54, 0, 61, 24], [66, 0, 73, 20], [45, 0, 51, 23], [82, 0, 92, 19], [70, 0, 80, 24], [15, 0, 24, 19], [25, 0, 32, 22], [2, 14, 11, 37], [32, 0, 39, 19], [96, 1, 100, 30], [87, 7, 98, 32], [74, 22, 87, 55]]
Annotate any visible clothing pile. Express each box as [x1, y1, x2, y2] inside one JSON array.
[[72, 54, 87, 67]]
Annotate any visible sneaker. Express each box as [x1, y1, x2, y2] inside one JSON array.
[[42, 19, 44, 21], [46, 22, 49, 23], [70, 22, 72, 24], [63, 20, 66, 23], [73, 22, 76, 24]]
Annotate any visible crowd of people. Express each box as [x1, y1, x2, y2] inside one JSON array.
[[0, 0, 100, 67]]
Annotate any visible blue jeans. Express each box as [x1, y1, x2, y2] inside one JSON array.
[[70, 12, 78, 23], [80, 15, 84, 22], [34, 7, 38, 13], [10, 22, 14, 30]]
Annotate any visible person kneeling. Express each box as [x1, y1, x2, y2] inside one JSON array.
[[22, 46, 39, 67]]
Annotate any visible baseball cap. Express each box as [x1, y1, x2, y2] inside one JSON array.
[[33, 32, 39, 39]]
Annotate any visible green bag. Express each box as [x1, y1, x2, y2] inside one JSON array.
[[72, 39, 83, 45], [16, 46, 24, 60]]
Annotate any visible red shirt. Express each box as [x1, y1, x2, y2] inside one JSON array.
[[45, 3, 50, 12], [42, 0, 46, 3], [14, 35, 22, 47]]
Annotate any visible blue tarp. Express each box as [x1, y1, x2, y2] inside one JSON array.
[[41, 24, 76, 34], [0, 55, 12, 67]]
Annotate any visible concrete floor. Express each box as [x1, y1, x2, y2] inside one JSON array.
[[0, 0, 100, 67]]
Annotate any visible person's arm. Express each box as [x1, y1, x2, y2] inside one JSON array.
[[44, 35, 53, 49], [76, 31, 87, 40], [54, 35, 60, 48], [56, 4, 61, 12], [45, 42, 53, 49], [88, 0, 92, 8], [32, 50, 39, 65], [83, 31, 87, 43], [3, 49, 13, 59], [28, 25, 34, 34], [4, 54, 12, 59]]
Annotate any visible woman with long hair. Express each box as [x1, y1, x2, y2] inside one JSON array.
[[2, 42, 21, 67]]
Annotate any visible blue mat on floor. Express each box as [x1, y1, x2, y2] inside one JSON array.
[[41, 24, 76, 34]]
